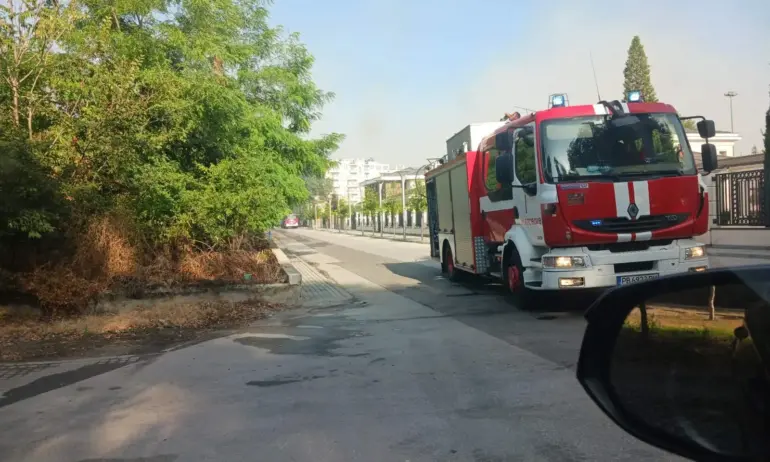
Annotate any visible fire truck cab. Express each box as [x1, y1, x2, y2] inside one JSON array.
[[425, 93, 719, 304]]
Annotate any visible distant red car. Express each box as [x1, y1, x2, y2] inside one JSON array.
[[282, 214, 299, 229]]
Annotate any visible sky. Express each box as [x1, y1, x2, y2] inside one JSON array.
[[268, 0, 770, 167]]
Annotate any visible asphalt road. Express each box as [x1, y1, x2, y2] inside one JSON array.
[[0, 227, 682, 462], [280, 228, 597, 370]]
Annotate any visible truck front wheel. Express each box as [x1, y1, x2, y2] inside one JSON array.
[[504, 246, 535, 310]]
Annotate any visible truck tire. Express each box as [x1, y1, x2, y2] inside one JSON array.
[[442, 244, 462, 282], [503, 245, 535, 310]]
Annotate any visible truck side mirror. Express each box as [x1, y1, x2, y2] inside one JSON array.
[[697, 119, 716, 139], [495, 152, 513, 185], [495, 131, 512, 152], [701, 144, 718, 173]]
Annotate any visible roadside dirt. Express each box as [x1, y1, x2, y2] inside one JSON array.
[[0, 298, 286, 362]]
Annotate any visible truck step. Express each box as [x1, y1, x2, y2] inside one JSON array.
[[526, 281, 543, 288], [530, 257, 540, 262]]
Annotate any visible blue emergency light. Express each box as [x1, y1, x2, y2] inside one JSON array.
[[627, 90, 642, 103], [551, 94, 566, 107]]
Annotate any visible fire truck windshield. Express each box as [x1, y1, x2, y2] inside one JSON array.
[[540, 112, 696, 183]]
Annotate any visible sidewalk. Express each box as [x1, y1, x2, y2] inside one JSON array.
[[708, 246, 770, 268], [272, 233, 356, 308], [286, 228, 439, 269], [311, 226, 428, 244]]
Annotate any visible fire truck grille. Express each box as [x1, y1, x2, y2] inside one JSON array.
[[585, 240, 673, 253], [573, 214, 689, 234]]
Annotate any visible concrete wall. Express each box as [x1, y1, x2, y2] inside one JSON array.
[[709, 227, 770, 248]]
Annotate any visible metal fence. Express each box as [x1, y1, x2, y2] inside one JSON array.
[[714, 169, 766, 226]]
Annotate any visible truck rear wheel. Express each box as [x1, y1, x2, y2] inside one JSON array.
[[504, 247, 535, 310], [442, 244, 462, 282]]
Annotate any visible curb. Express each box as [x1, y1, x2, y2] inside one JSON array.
[[271, 247, 302, 285], [271, 230, 355, 308], [311, 227, 427, 244]]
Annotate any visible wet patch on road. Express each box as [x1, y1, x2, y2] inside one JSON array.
[[246, 374, 326, 387], [234, 312, 369, 358], [0, 355, 154, 409]]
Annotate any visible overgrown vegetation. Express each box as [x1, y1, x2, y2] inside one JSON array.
[[0, 1, 341, 315]]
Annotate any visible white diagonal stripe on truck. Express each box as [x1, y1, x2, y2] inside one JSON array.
[[632, 181, 650, 217], [614, 182, 631, 219]]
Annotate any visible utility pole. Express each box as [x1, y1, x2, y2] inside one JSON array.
[[724, 91, 738, 133], [399, 171, 407, 241], [378, 183, 383, 238]]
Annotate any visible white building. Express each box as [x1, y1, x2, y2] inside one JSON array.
[[326, 158, 405, 203], [686, 129, 742, 158]]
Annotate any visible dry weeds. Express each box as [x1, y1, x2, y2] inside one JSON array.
[[7, 215, 284, 317]]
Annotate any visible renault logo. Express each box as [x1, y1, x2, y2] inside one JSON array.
[[627, 203, 639, 219]]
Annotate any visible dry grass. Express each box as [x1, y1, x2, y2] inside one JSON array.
[[0, 298, 280, 361], [141, 247, 284, 288], [626, 306, 744, 336], [7, 215, 284, 317]]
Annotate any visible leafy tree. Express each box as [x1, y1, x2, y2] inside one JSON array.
[[362, 187, 380, 218], [682, 119, 697, 132], [0, 0, 343, 256], [318, 203, 330, 219], [383, 197, 403, 219], [623, 36, 658, 103], [407, 180, 427, 213], [304, 176, 334, 200], [336, 197, 350, 218]]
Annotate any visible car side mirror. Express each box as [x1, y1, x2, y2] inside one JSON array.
[[495, 152, 513, 185], [495, 131, 512, 152], [701, 143, 718, 173], [697, 119, 716, 139], [577, 266, 770, 461]]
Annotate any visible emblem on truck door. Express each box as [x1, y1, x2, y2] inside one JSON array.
[[627, 203, 639, 219]]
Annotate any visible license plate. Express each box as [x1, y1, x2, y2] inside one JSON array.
[[616, 273, 659, 286]]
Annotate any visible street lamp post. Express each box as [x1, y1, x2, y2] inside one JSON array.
[[724, 91, 738, 133], [398, 172, 407, 241], [412, 163, 431, 242], [378, 183, 384, 238]]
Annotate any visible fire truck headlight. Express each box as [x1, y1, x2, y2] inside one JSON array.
[[543, 256, 587, 268], [684, 245, 706, 260]]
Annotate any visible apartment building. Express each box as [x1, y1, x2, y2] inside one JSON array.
[[326, 158, 405, 203]]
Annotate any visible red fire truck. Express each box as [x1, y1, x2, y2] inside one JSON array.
[[425, 92, 718, 306]]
